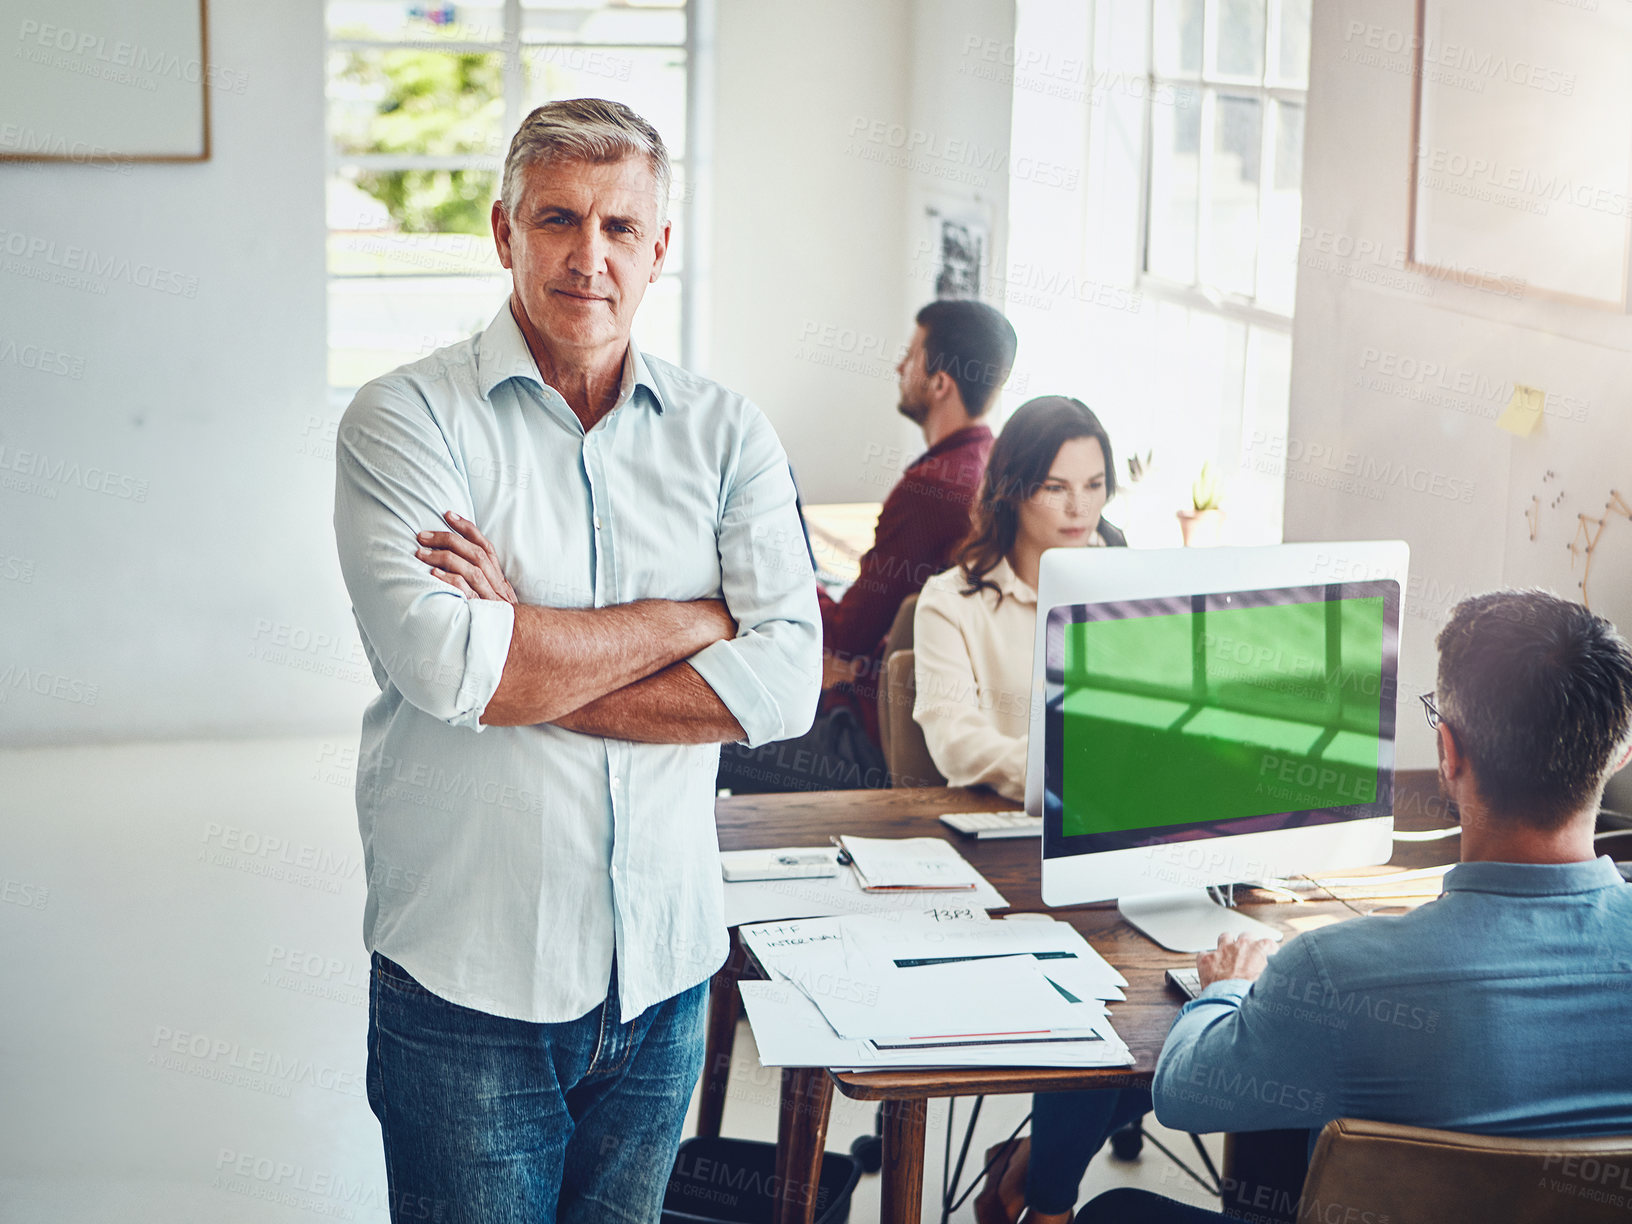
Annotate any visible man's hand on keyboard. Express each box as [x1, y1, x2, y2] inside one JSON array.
[[1197, 933, 1275, 989]]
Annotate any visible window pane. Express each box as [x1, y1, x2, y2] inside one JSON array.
[[1206, 95, 1261, 297], [521, 3, 685, 45], [328, 2, 506, 43], [1275, 0, 1312, 87], [1147, 86, 1202, 282], [1272, 98, 1304, 192], [1153, 0, 1203, 76], [327, 204, 502, 276], [328, 275, 509, 389], [523, 47, 687, 158], [1214, 0, 1266, 80], [1254, 101, 1304, 314], [328, 49, 505, 159]]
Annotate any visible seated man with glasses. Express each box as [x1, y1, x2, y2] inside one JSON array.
[[1077, 589, 1632, 1223]]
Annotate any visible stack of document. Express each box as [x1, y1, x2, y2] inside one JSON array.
[[738, 912, 1133, 1070], [837, 835, 985, 891], [722, 837, 1008, 927]]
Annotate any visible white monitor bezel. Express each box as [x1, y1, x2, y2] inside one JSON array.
[[1025, 541, 1409, 907]]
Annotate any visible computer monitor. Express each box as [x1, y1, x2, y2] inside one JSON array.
[[1025, 541, 1407, 951]]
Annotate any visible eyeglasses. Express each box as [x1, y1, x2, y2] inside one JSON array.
[[1419, 691, 1443, 730]]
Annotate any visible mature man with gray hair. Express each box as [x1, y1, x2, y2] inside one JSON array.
[[333, 98, 819, 1222]]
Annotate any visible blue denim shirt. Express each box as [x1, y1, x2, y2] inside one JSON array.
[[334, 304, 820, 1024], [1153, 857, 1632, 1139]]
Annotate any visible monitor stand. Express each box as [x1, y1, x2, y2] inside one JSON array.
[[1118, 889, 1284, 954]]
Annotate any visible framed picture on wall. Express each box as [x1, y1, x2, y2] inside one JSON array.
[[920, 197, 990, 301], [1406, 0, 1632, 310], [0, 0, 211, 164]]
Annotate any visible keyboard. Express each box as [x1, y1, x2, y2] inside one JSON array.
[[1165, 967, 1202, 1000], [938, 810, 1043, 839]]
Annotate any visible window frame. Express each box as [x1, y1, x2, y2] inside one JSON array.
[[1136, 0, 1309, 332], [323, 0, 696, 381]]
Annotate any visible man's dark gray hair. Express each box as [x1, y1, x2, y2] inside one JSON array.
[[500, 98, 672, 223], [1436, 589, 1632, 826]]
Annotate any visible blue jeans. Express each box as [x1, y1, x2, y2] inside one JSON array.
[[1027, 1087, 1153, 1214], [366, 952, 707, 1224]]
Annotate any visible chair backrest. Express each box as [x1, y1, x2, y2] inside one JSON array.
[[876, 594, 919, 768], [1300, 1117, 1632, 1224], [882, 593, 919, 658], [878, 649, 946, 789]]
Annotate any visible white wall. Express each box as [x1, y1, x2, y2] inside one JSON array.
[[1288, 0, 1632, 771], [708, 0, 911, 506], [709, 0, 1015, 506], [0, 0, 347, 746]]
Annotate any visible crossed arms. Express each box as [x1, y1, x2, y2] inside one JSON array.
[[333, 383, 819, 749], [415, 512, 744, 742]]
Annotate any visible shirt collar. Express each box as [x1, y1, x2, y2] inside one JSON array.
[[1442, 855, 1625, 897], [921, 421, 993, 462], [988, 557, 1037, 606], [475, 302, 665, 414]]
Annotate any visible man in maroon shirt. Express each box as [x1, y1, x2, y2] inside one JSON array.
[[717, 300, 1016, 794], [820, 299, 1017, 745]]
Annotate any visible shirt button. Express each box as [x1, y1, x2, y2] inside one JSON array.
[[594, 515, 603, 530], [611, 776, 622, 789]]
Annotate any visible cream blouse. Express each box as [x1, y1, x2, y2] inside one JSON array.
[[912, 541, 1105, 802], [911, 557, 1039, 802]]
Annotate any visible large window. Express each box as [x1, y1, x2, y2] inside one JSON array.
[[1144, 0, 1310, 316], [325, 0, 690, 392], [1004, 0, 1311, 548]]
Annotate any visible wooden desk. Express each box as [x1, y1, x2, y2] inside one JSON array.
[[709, 779, 1457, 1224]]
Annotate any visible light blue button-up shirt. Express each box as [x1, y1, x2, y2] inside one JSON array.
[[333, 304, 820, 1023], [1154, 857, 1632, 1140]]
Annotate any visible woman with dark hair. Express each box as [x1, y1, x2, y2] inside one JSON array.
[[913, 395, 1124, 801], [913, 395, 1148, 1224]]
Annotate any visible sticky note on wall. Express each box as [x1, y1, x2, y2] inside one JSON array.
[[1497, 384, 1545, 436]]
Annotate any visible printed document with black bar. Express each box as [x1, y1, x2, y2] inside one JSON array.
[[738, 912, 1132, 1070]]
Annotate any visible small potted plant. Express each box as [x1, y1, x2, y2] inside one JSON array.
[[1177, 461, 1225, 547]]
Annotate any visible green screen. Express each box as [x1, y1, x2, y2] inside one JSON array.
[[1059, 597, 1385, 837]]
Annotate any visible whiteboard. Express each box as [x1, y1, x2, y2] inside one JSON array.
[[0, 0, 209, 162], [1407, 0, 1632, 309]]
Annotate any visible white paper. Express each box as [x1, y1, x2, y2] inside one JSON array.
[[724, 865, 1006, 927], [739, 981, 1133, 1069], [802, 953, 1090, 1041], [840, 914, 1128, 999], [839, 835, 988, 890], [741, 911, 986, 985]]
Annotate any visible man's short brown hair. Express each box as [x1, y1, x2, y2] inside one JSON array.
[[1436, 589, 1632, 826]]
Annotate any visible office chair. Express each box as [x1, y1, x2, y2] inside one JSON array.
[[875, 594, 948, 788], [1298, 1117, 1632, 1224]]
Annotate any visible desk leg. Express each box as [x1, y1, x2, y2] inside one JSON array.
[[879, 1098, 928, 1224], [773, 1067, 833, 1224], [697, 929, 745, 1140]]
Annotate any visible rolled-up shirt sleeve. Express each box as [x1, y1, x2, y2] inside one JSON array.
[[687, 405, 820, 748], [333, 381, 515, 729], [1153, 937, 1341, 1135]]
